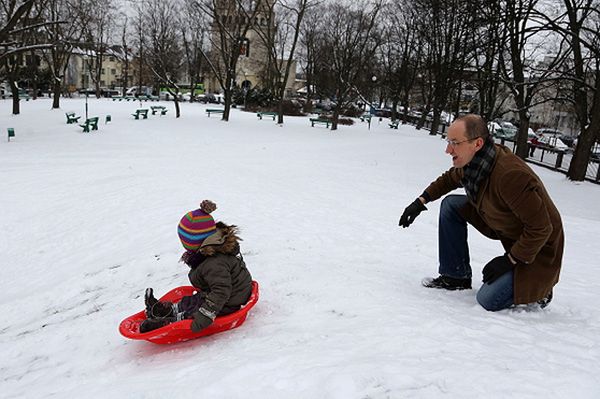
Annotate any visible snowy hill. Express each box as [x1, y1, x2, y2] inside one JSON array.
[[1, 98, 599, 398]]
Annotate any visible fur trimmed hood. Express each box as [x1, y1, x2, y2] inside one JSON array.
[[198, 222, 241, 256]]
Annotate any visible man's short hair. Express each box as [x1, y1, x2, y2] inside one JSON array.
[[456, 114, 489, 140]]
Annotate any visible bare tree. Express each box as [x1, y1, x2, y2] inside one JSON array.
[[467, 0, 510, 120], [499, 0, 569, 159], [194, 0, 264, 121], [298, 2, 326, 112], [412, 0, 476, 135], [0, 0, 64, 113], [318, 0, 383, 131], [253, 0, 311, 123], [139, 0, 185, 117], [537, 0, 600, 180], [81, 0, 118, 98], [379, 1, 422, 123], [181, 0, 209, 102], [39, 0, 89, 109]]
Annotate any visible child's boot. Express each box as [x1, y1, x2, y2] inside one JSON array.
[[144, 288, 174, 318], [139, 318, 170, 333]]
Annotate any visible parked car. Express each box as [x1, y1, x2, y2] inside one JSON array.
[[488, 121, 517, 140], [537, 134, 570, 152], [558, 134, 575, 148], [197, 93, 220, 104], [535, 128, 576, 149], [590, 143, 600, 161], [373, 108, 392, 118]]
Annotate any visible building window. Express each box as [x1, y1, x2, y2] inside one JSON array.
[[240, 38, 250, 57], [101, 68, 105, 75], [110, 56, 115, 62], [111, 69, 116, 75]]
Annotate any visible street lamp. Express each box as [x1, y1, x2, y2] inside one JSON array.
[[84, 56, 89, 120]]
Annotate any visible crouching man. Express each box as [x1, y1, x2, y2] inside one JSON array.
[[398, 114, 563, 310]]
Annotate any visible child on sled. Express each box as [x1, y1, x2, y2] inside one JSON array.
[[140, 200, 253, 333]]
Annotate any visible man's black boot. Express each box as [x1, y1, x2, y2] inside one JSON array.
[[422, 275, 472, 290]]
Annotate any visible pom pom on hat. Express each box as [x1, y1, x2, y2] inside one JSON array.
[[178, 200, 217, 252]]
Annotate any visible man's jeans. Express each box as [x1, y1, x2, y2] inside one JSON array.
[[439, 194, 514, 311]]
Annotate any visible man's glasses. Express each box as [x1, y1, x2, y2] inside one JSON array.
[[445, 136, 481, 148]]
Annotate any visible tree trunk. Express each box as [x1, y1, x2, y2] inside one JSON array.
[[52, 80, 61, 109], [174, 98, 180, 118], [277, 100, 284, 124], [10, 81, 20, 115], [331, 106, 340, 131], [430, 109, 441, 136], [515, 110, 530, 159], [223, 88, 232, 122], [568, 85, 600, 180]]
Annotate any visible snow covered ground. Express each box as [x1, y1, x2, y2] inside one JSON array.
[[1, 98, 599, 398]]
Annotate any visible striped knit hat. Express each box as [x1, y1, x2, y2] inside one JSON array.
[[178, 200, 217, 252]]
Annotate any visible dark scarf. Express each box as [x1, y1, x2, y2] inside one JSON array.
[[461, 136, 497, 202]]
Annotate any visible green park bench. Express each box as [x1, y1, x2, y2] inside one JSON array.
[[257, 111, 278, 120], [79, 117, 99, 132], [131, 109, 149, 119], [8, 127, 15, 141], [389, 120, 400, 129], [206, 109, 224, 117], [151, 105, 168, 115], [310, 118, 331, 128], [142, 95, 160, 101], [112, 96, 124, 101], [360, 114, 372, 122], [65, 112, 81, 124], [125, 96, 137, 101]]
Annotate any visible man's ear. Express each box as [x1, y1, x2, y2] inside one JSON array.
[[475, 137, 485, 150]]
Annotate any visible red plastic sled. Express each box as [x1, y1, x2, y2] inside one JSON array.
[[119, 281, 259, 344]]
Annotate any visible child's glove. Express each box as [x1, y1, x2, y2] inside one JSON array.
[[191, 308, 215, 332]]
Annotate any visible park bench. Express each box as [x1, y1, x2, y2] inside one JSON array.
[[125, 96, 137, 101], [131, 109, 149, 120], [8, 127, 15, 141], [206, 109, 224, 117], [310, 118, 331, 128], [79, 117, 99, 132], [112, 96, 124, 101], [360, 114, 372, 122], [151, 105, 168, 116], [65, 112, 81, 124], [389, 120, 400, 129], [257, 111, 278, 120]]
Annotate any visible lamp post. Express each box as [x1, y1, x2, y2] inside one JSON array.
[[371, 75, 377, 111], [84, 56, 89, 120], [369, 75, 377, 130]]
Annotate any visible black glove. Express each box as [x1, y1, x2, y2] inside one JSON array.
[[482, 254, 515, 284], [399, 198, 427, 228], [191, 310, 214, 332]]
